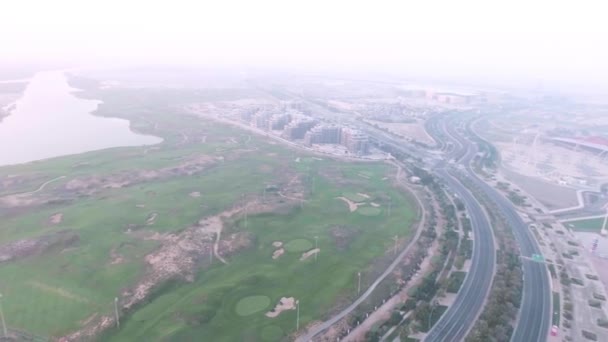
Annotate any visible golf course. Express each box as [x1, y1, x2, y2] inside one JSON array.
[[0, 83, 417, 341]]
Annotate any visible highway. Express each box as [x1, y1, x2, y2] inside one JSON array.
[[424, 167, 496, 341], [423, 119, 496, 341], [442, 117, 551, 342]]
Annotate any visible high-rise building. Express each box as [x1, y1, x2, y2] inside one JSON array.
[[342, 128, 369, 155], [268, 113, 292, 130], [304, 125, 342, 145], [281, 119, 317, 140]]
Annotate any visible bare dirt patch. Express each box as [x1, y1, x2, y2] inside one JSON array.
[[366, 119, 436, 145], [300, 248, 320, 261], [336, 197, 363, 212], [501, 169, 578, 209], [49, 213, 63, 225], [266, 297, 296, 318], [62, 154, 217, 196], [272, 248, 285, 260], [0, 230, 79, 263], [330, 225, 359, 251], [109, 247, 125, 265]]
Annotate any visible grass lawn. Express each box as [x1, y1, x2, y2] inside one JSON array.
[[563, 217, 606, 232], [0, 111, 417, 341], [553, 292, 560, 326], [446, 271, 467, 293]]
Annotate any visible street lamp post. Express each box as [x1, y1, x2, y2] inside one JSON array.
[[428, 301, 438, 332], [296, 300, 300, 331], [314, 236, 319, 262], [114, 297, 120, 328], [393, 235, 399, 256], [0, 293, 8, 337]]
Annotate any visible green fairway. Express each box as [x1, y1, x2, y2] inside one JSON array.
[[260, 325, 284, 341], [0, 86, 418, 341], [235, 295, 271, 316], [343, 192, 368, 202], [284, 239, 314, 252], [358, 206, 382, 216], [563, 217, 606, 232]]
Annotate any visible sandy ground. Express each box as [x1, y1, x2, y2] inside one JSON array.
[[497, 138, 608, 187], [266, 297, 297, 318], [49, 213, 63, 224], [272, 248, 285, 259], [365, 119, 436, 145], [336, 197, 363, 212], [500, 169, 579, 210], [189, 191, 201, 198], [300, 248, 320, 261], [146, 212, 158, 225]]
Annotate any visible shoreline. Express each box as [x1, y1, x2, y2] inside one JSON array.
[[0, 72, 163, 168]]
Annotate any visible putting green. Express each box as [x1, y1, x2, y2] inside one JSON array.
[[284, 239, 313, 252], [358, 206, 382, 216], [343, 192, 367, 202], [261, 325, 284, 341], [235, 295, 271, 316]]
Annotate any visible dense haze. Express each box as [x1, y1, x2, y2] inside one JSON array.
[[2, 0, 608, 92]]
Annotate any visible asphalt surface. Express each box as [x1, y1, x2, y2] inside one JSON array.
[[445, 119, 551, 342], [424, 167, 496, 341]]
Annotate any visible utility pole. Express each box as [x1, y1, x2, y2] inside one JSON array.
[[244, 204, 248, 228], [114, 297, 120, 328], [0, 293, 7, 338], [314, 236, 319, 262], [357, 272, 361, 295], [296, 300, 300, 331], [428, 301, 438, 331], [393, 235, 399, 256]]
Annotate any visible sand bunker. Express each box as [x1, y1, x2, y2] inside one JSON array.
[[336, 197, 363, 212], [272, 248, 285, 259], [370, 202, 380, 207], [49, 213, 63, 224], [266, 297, 296, 318], [189, 191, 201, 198], [300, 248, 320, 261], [146, 213, 158, 225], [272, 241, 283, 248]]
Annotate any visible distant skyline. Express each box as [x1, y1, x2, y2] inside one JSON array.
[[2, 0, 607, 92]]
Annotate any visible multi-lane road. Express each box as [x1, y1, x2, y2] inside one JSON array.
[[436, 116, 551, 342]]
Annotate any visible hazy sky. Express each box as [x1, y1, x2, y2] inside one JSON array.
[[2, 0, 607, 89]]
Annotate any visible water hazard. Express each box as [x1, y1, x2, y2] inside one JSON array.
[[0, 71, 162, 166]]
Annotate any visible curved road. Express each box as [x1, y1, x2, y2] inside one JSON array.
[[449, 117, 551, 342], [424, 126, 496, 341], [424, 167, 496, 341]]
